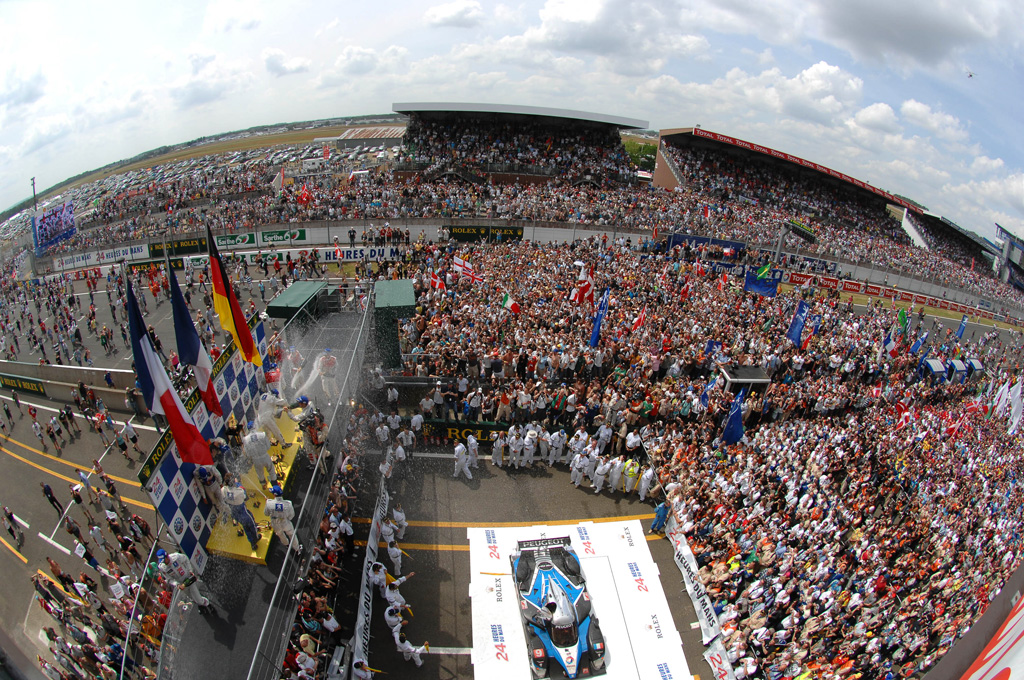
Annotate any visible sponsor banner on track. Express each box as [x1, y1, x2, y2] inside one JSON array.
[[260, 228, 307, 245], [703, 637, 736, 680], [664, 514, 721, 645], [216, 233, 257, 248], [840, 280, 863, 293], [0, 373, 46, 396], [353, 463, 390, 664]]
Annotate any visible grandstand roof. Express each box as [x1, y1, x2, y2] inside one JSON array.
[[660, 127, 924, 215], [918, 211, 999, 256], [392, 102, 648, 130]]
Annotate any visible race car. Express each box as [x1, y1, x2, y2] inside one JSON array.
[[511, 537, 607, 678]]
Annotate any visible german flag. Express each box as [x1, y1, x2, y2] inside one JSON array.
[[206, 225, 262, 366]]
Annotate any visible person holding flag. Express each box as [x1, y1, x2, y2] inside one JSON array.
[[910, 332, 929, 355], [166, 257, 222, 418], [721, 389, 746, 445], [896, 308, 910, 338], [127, 276, 212, 465], [881, 331, 898, 359], [631, 306, 647, 334], [786, 300, 810, 346], [589, 288, 610, 348], [571, 265, 595, 306], [430, 271, 446, 292], [500, 292, 520, 315], [206, 225, 261, 367]]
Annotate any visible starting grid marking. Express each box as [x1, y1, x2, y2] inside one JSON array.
[[467, 520, 691, 680]]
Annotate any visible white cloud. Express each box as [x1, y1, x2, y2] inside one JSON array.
[[425, 0, 485, 28], [517, 0, 709, 75], [315, 18, 340, 38], [331, 46, 380, 77], [21, 115, 73, 155], [203, 0, 262, 32], [189, 53, 217, 76], [263, 48, 311, 77], [900, 99, 968, 142], [170, 60, 254, 110], [775, 61, 862, 124], [319, 46, 409, 85], [852, 102, 900, 133], [0, 70, 46, 111], [812, 0, 1023, 68], [679, 0, 1024, 70], [971, 155, 1005, 175], [943, 173, 1024, 234]]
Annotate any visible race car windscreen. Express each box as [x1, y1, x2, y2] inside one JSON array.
[[551, 624, 578, 648]]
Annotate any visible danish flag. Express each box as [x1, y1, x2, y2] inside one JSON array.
[[632, 306, 647, 333]]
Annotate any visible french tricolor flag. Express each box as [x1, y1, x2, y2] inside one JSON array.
[[167, 261, 222, 418], [127, 278, 212, 465]]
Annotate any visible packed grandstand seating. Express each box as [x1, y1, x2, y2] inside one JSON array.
[[397, 114, 636, 183], [14, 122, 1024, 313], [11, 115, 1024, 679], [397, 237, 1019, 678]]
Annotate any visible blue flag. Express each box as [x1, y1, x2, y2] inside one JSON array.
[[808, 314, 822, 336], [589, 288, 610, 348], [722, 388, 746, 445], [700, 376, 716, 409], [956, 314, 967, 340], [743, 271, 778, 297], [704, 340, 722, 357], [917, 348, 930, 375], [167, 258, 222, 418], [786, 300, 810, 345], [910, 331, 928, 355]]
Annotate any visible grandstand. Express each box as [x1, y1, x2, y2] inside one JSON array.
[[12, 108, 1024, 680], [655, 127, 921, 214], [392, 102, 648, 186]]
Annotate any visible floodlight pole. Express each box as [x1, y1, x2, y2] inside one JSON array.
[[31, 177, 37, 210], [774, 224, 788, 264]]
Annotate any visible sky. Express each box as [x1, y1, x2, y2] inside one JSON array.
[[0, 0, 1022, 240]]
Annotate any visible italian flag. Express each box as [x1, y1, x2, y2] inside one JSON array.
[[501, 293, 520, 314]]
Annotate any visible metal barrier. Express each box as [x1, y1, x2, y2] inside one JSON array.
[[243, 289, 375, 680]]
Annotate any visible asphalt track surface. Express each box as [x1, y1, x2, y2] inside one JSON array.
[[0, 265, 1016, 680], [358, 447, 692, 680]]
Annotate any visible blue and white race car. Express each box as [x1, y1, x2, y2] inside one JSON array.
[[511, 537, 608, 679]]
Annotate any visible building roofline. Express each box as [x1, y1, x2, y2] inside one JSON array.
[[392, 102, 648, 129]]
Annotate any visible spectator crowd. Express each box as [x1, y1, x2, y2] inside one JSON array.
[[388, 234, 1022, 678]]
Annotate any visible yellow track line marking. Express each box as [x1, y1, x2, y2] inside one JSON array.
[[0, 444, 153, 511], [355, 540, 469, 552], [354, 533, 662, 552], [352, 512, 656, 528], [34, 570, 86, 605], [2, 433, 139, 487], [0, 533, 27, 563]]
